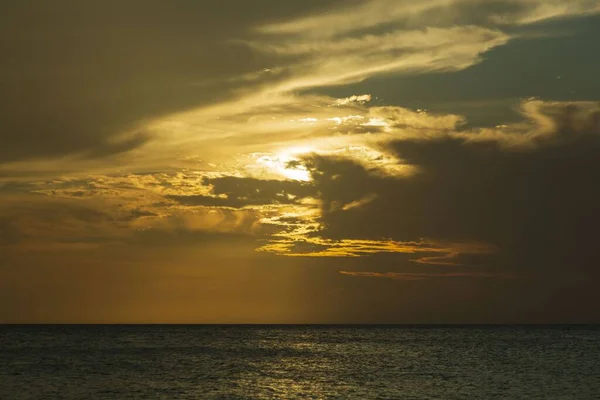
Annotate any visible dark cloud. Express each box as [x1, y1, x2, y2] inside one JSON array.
[[0, 200, 119, 248], [167, 176, 316, 208], [80, 133, 151, 159], [0, 0, 344, 162], [125, 208, 159, 221], [302, 102, 600, 318], [166, 194, 248, 208]]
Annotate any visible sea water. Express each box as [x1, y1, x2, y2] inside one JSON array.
[[1, 325, 599, 399]]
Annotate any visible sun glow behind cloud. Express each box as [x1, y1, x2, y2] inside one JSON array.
[[253, 147, 314, 182]]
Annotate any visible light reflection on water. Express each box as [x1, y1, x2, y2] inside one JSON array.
[[1, 325, 599, 399]]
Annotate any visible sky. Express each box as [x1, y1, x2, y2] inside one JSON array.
[[1, 0, 600, 323]]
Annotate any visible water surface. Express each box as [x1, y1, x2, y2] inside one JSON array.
[[1, 325, 599, 399]]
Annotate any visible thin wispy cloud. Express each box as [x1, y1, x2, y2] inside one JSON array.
[[339, 271, 516, 281]]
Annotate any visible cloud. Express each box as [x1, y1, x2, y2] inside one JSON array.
[[339, 271, 516, 281], [258, 0, 448, 37], [15, 97, 590, 278], [257, 236, 494, 261], [2, 0, 598, 171], [130, 2, 529, 171], [252, 26, 509, 91], [6, 99, 599, 274], [490, 0, 600, 25], [167, 176, 316, 209], [369, 107, 466, 131], [410, 252, 465, 267], [259, 0, 600, 35], [341, 193, 378, 211], [0, 171, 281, 250], [334, 94, 372, 106], [301, 101, 600, 289], [0, 199, 121, 250], [0, 192, 271, 252], [79, 133, 151, 159], [0, 1, 338, 163]]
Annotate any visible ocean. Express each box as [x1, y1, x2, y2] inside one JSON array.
[[1, 325, 599, 399]]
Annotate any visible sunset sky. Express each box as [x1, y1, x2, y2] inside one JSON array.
[[2, 0, 600, 323]]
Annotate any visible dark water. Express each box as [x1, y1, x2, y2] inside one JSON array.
[[1, 326, 599, 399]]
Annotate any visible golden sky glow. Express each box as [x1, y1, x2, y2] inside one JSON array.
[[2, 0, 600, 323]]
